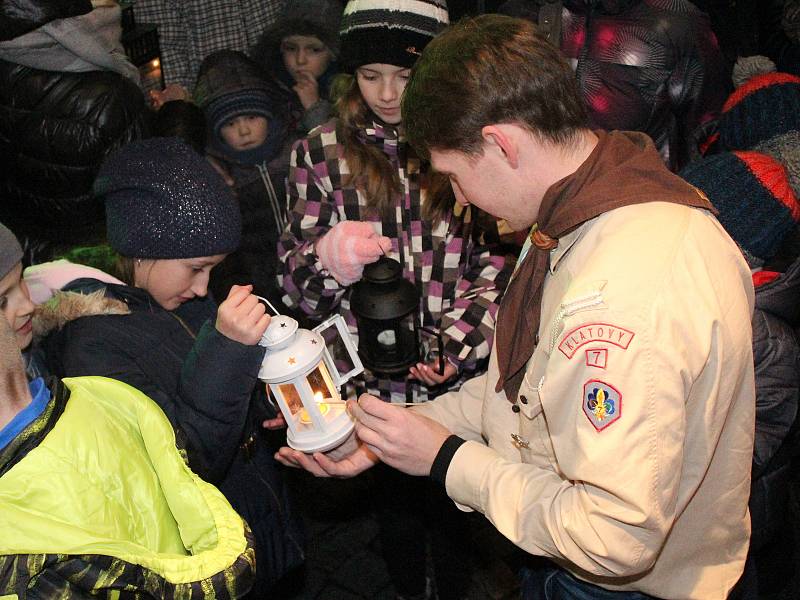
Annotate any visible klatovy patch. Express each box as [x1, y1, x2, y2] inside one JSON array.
[[548, 281, 607, 354]]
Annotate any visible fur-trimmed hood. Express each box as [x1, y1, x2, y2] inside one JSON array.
[[33, 287, 129, 339]]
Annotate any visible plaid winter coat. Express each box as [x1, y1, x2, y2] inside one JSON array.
[[278, 118, 514, 402]]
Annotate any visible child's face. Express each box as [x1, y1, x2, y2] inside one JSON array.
[[220, 115, 269, 151], [0, 263, 35, 351], [356, 64, 411, 125], [134, 255, 226, 311], [281, 35, 333, 83]]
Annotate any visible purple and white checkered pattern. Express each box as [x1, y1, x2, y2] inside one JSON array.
[[279, 118, 514, 403]]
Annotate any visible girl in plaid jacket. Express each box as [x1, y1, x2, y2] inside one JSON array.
[[277, 64, 513, 405]]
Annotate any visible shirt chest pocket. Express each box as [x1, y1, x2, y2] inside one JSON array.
[[516, 371, 558, 468]]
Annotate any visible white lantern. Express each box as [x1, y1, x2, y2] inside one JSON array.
[[258, 314, 363, 453]]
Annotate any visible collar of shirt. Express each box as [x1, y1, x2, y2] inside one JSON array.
[[0, 378, 52, 452]]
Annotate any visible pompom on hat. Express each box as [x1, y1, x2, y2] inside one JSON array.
[[718, 56, 800, 151], [95, 137, 241, 259], [338, 0, 449, 73], [680, 151, 800, 265], [0, 222, 23, 281]]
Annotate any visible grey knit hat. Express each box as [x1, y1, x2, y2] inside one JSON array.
[[263, 0, 344, 57], [0, 222, 23, 281], [339, 0, 449, 72], [95, 137, 241, 259]]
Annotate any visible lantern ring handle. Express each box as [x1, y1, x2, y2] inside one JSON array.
[[254, 295, 282, 316]]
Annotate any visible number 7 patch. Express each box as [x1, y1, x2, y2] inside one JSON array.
[[585, 348, 607, 369]]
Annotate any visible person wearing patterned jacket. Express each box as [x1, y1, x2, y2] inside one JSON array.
[[278, 2, 513, 599], [278, 3, 513, 406]]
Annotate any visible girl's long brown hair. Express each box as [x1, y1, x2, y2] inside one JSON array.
[[333, 74, 454, 223]]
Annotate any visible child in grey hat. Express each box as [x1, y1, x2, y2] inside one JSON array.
[[250, 0, 343, 133]]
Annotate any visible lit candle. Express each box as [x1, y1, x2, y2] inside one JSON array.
[[299, 391, 330, 424]]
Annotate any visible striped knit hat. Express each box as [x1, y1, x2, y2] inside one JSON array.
[[680, 151, 800, 265], [718, 71, 800, 151], [339, 0, 449, 72], [754, 130, 800, 198]]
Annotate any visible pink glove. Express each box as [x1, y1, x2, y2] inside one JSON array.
[[315, 221, 392, 285]]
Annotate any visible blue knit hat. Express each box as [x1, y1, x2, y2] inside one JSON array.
[[206, 89, 274, 142], [681, 151, 800, 264], [95, 137, 241, 259]]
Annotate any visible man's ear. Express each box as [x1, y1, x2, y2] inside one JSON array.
[[480, 124, 519, 169]]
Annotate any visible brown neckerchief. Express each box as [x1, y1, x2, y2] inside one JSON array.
[[495, 130, 715, 402]]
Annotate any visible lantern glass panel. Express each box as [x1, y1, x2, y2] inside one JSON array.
[[307, 362, 336, 401], [279, 383, 304, 416]]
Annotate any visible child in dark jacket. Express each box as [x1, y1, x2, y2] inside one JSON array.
[[249, 0, 343, 134], [682, 150, 800, 598], [194, 50, 299, 312]]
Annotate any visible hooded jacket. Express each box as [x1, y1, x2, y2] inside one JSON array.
[[750, 256, 800, 550], [0, 376, 255, 599], [0, 0, 146, 258], [194, 51, 300, 311], [41, 281, 304, 594]]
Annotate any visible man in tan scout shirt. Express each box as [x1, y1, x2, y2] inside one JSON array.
[[276, 15, 756, 600]]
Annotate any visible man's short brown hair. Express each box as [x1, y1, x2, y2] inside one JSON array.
[[402, 14, 587, 158]]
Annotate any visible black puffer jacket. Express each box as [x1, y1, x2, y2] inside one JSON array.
[[0, 0, 147, 259], [43, 279, 304, 595], [750, 257, 800, 551]]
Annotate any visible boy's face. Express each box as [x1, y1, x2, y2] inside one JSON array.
[[281, 35, 333, 82], [219, 115, 269, 151], [0, 264, 35, 351]]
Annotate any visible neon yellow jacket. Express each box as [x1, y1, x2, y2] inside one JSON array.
[[0, 376, 255, 599]]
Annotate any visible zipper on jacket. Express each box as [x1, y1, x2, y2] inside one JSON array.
[[257, 163, 287, 236]]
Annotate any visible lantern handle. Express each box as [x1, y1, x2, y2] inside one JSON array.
[[255, 295, 282, 316]]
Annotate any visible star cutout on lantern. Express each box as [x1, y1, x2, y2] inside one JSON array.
[[311, 339, 317, 345], [288, 357, 296, 365], [280, 322, 287, 328]]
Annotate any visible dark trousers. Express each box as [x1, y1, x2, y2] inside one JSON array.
[[520, 563, 656, 600], [374, 464, 471, 600]]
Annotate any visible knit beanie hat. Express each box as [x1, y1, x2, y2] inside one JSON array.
[[680, 151, 800, 265], [754, 130, 800, 198], [95, 137, 241, 259], [194, 50, 276, 141], [718, 56, 800, 151], [257, 0, 344, 58], [339, 0, 449, 73], [0, 222, 23, 281]]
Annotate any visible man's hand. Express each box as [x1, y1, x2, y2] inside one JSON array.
[[408, 360, 458, 387], [349, 394, 452, 476], [215, 285, 270, 345], [275, 442, 379, 478]]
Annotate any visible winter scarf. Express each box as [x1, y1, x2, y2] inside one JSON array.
[[495, 130, 715, 402], [0, 4, 140, 84]]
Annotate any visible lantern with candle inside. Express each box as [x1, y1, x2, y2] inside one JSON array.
[[258, 314, 363, 453], [350, 256, 444, 376]]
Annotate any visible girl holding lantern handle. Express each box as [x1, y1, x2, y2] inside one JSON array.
[[40, 138, 305, 598], [277, 2, 514, 598]]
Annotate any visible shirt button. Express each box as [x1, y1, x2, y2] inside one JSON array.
[[520, 395, 529, 404], [512, 404, 521, 413]]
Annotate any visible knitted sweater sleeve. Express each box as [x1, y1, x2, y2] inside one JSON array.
[[277, 135, 348, 319]]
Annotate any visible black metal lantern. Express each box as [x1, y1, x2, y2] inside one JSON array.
[[120, 1, 165, 93], [350, 257, 443, 376]]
